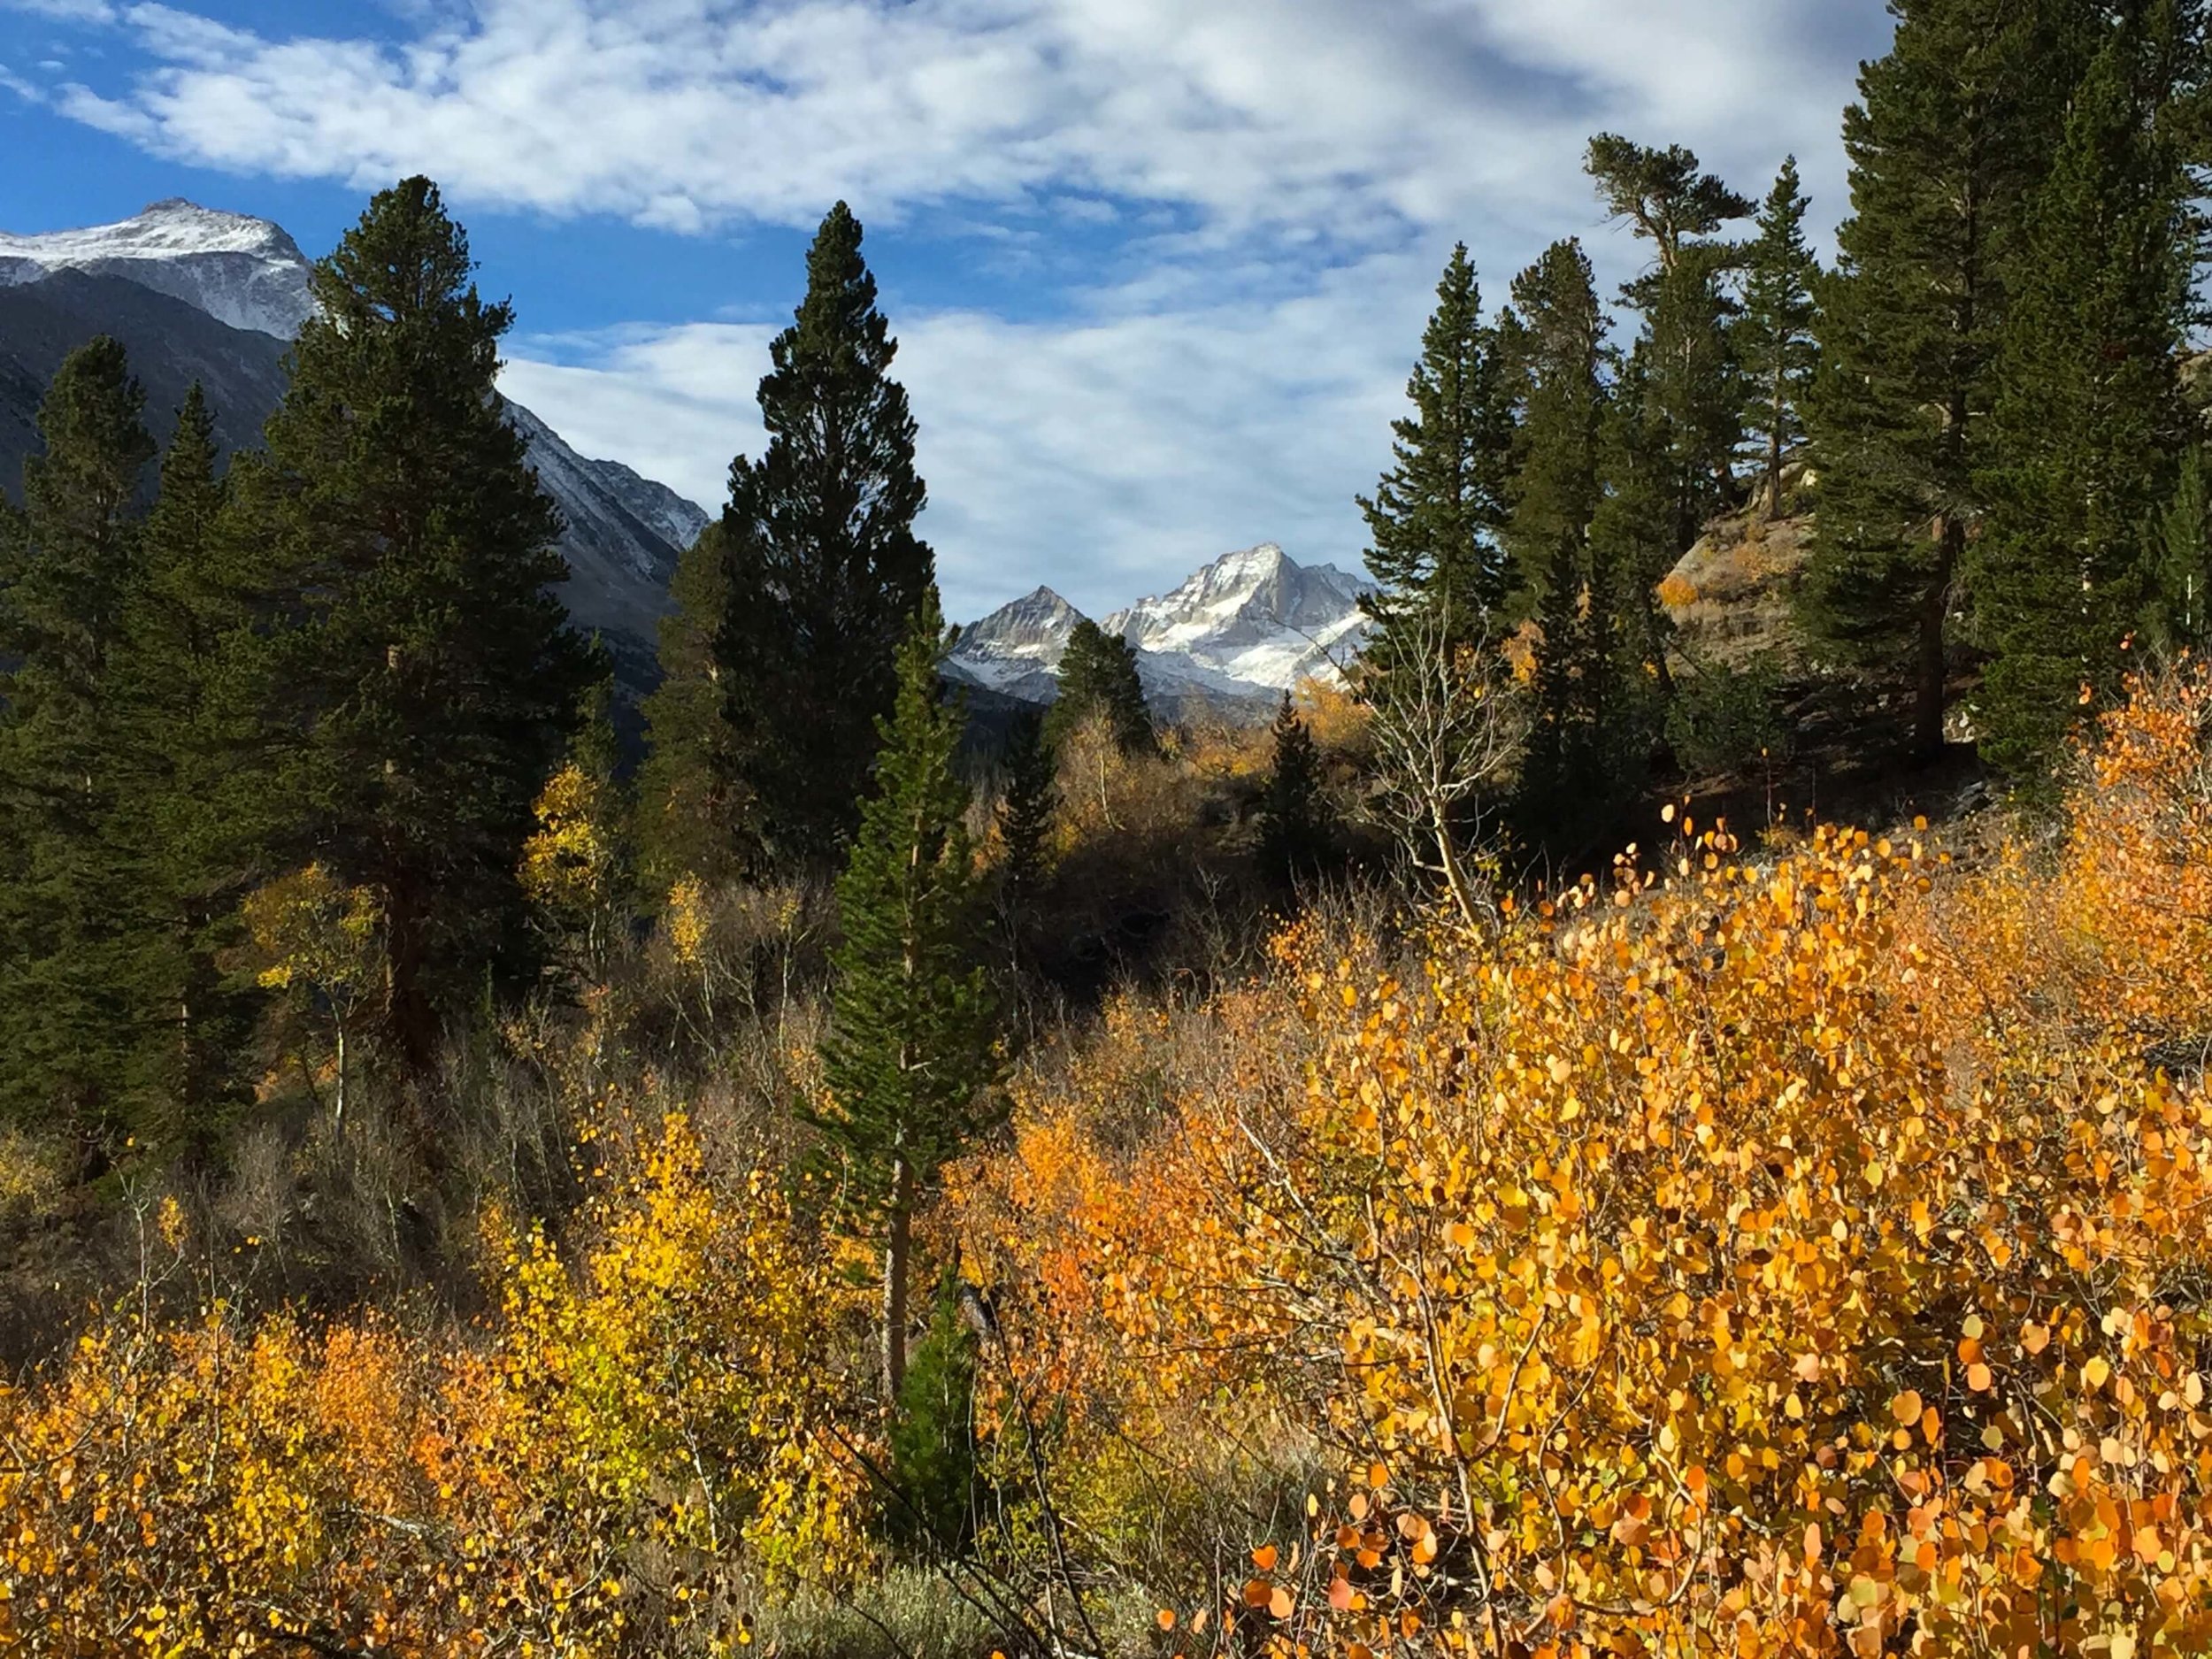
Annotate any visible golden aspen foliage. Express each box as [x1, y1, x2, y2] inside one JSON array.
[[956, 668, 2212, 1658], [523, 759, 621, 923], [0, 1109, 872, 1655]]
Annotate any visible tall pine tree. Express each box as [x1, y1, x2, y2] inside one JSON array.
[[1257, 692, 1330, 888], [636, 519, 745, 892], [1585, 134, 1752, 671], [812, 589, 999, 1399], [716, 203, 934, 870], [236, 177, 595, 1074], [1502, 242, 1627, 854], [0, 338, 157, 1131], [1502, 240, 1609, 612], [1975, 6, 2200, 787], [1359, 243, 1517, 657], [995, 708, 1056, 912], [1739, 157, 1822, 518], [1801, 0, 2087, 758], [110, 385, 262, 1140]]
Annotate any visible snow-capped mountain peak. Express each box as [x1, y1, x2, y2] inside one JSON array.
[[943, 586, 1082, 702], [0, 199, 315, 338], [1102, 543, 1373, 698], [0, 196, 713, 704], [944, 545, 1373, 718]]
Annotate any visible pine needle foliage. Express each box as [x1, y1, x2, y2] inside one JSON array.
[[1801, 0, 2085, 758], [814, 589, 1000, 1397], [1258, 692, 1330, 889], [1359, 243, 1517, 649], [1975, 4, 2201, 791], [1046, 619, 1153, 755], [716, 203, 935, 871], [0, 337, 157, 1130], [1739, 157, 1822, 518], [234, 175, 597, 1073], [636, 520, 746, 891]]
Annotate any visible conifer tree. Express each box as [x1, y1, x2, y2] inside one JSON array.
[[1359, 244, 1517, 653], [813, 590, 999, 1399], [1976, 11, 2200, 787], [1588, 348, 1678, 709], [1257, 692, 1329, 887], [1586, 134, 1751, 602], [1046, 618, 1153, 753], [1585, 134, 1756, 278], [636, 520, 745, 891], [111, 385, 261, 1136], [1801, 0, 2085, 759], [1502, 242, 1629, 852], [238, 177, 595, 1073], [2149, 445, 2212, 650], [1739, 157, 1822, 518], [886, 1269, 982, 1555], [1502, 241, 1609, 612], [0, 338, 156, 1129], [995, 709, 1056, 910], [716, 203, 934, 870]]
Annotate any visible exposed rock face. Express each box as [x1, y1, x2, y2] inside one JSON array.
[[1658, 513, 1813, 672], [1102, 542, 1371, 699], [0, 199, 317, 340], [945, 586, 1084, 705], [0, 270, 289, 485]]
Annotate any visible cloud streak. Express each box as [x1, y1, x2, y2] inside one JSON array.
[[47, 0, 1883, 245], [18, 0, 1897, 614], [503, 246, 1432, 621]]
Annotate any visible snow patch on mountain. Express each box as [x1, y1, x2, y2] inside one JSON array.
[[945, 586, 1083, 703], [0, 198, 712, 672], [947, 545, 1373, 717], [1104, 543, 1372, 697], [0, 199, 316, 339]]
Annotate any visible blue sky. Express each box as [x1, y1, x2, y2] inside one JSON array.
[[0, 0, 1893, 620]]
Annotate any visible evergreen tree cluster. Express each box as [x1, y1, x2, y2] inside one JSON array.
[[1356, 0, 2212, 858], [0, 179, 594, 1145]]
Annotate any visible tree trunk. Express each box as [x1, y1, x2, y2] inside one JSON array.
[[1431, 797, 1481, 931], [1767, 366, 1787, 520], [881, 1153, 915, 1400], [1916, 518, 1960, 761]]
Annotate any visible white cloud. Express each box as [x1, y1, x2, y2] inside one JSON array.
[[29, 0, 1898, 612], [51, 0, 1882, 246], [2, 0, 117, 23], [503, 244, 1437, 622]]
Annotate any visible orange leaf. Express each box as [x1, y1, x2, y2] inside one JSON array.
[[1252, 1543, 1279, 1572], [1328, 1577, 1354, 1612], [1891, 1390, 1923, 1425], [1268, 1587, 1294, 1621], [1156, 1610, 1176, 1632]]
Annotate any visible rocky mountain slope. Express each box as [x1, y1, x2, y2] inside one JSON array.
[[0, 201, 706, 698], [0, 198, 315, 340], [947, 543, 1373, 718], [0, 269, 289, 480]]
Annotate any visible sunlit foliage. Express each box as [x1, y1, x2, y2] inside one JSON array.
[[961, 667, 2212, 1657]]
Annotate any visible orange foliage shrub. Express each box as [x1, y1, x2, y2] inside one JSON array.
[[959, 670, 2212, 1657], [0, 1110, 870, 1655]]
